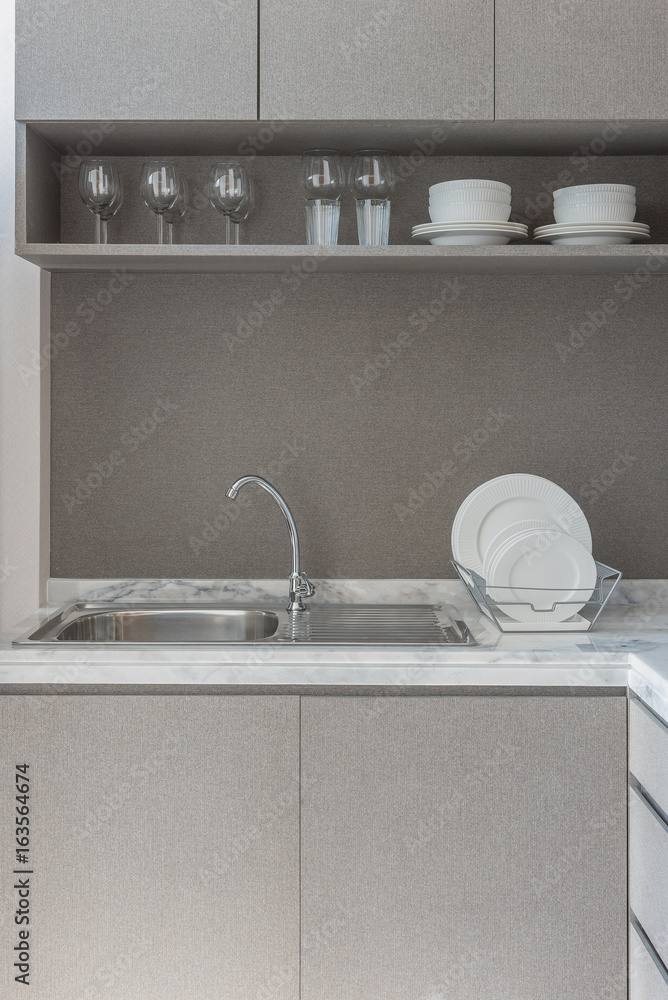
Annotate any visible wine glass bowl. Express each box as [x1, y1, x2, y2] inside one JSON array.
[[78, 161, 122, 244], [140, 161, 182, 244], [207, 162, 251, 244], [349, 150, 395, 200]]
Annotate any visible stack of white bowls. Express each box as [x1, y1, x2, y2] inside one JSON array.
[[429, 179, 512, 223], [552, 183, 636, 224]]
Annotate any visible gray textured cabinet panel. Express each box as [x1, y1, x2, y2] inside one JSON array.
[[15, 0, 257, 120], [301, 695, 627, 1000], [260, 0, 493, 120], [630, 787, 668, 972], [630, 698, 668, 816], [630, 924, 668, 1000], [496, 0, 668, 120], [0, 695, 299, 999]]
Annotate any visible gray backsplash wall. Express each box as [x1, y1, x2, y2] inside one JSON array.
[[50, 272, 668, 579]]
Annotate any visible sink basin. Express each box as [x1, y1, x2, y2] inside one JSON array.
[[13, 602, 475, 646], [52, 607, 279, 643]]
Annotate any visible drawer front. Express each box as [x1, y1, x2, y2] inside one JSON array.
[[630, 923, 668, 1000], [630, 787, 668, 970], [630, 699, 668, 816]]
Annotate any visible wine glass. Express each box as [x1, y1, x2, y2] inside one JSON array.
[[229, 176, 255, 245], [163, 176, 189, 245], [300, 150, 344, 245], [140, 161, 181, 244], [207, 162, 251, 245], [349, 149, 395, 245], [78, 161, 122, 244], [96, 176, 124, 245]]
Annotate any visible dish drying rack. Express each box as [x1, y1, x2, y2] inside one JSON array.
[[451, 559, 622, 632]]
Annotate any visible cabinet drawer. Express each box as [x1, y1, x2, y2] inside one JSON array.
[[630, 923, 668, 1000], [630, 786, 668, 971], [630, 699, 668, 816]]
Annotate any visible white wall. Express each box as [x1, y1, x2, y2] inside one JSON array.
[[0, 0, 43, 630]]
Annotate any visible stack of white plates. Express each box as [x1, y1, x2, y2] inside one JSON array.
[[534, 183, 649, 245], [451, 474, 598, 624], [412, 221, 528, 246], [414, 179, 528, 246], [534, 222, 649, 245]]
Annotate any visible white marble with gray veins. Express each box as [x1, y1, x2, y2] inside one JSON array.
[[0, 579, 665, 721]]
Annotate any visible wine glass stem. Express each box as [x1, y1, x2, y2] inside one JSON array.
[[100, 219, 108, 245], [167, 223, 173, 245], [225, 215, 231, 245], [94, 213, 101, 245], [157, 214, 165, 245], [234, 222, 240, 245]]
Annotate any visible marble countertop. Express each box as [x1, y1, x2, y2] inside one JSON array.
[[0, 580, 666, 714]]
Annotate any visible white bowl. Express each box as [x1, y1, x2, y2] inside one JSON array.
[[429, 200, 512, 223], [553, 183, 635, 199], [554, 190, 635, 204], [429, 179, 512, 196], [554, 203, 637, 223], [429, 188, 511, 205]]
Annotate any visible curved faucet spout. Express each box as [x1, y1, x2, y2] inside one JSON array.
[[226, 476, 315, 612]]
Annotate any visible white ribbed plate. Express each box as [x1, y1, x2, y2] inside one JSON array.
[[485, 527, 597, 623], [451, 474, 592, 576]]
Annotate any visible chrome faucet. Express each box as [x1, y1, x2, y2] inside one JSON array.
[[225, 476, 316, 612]]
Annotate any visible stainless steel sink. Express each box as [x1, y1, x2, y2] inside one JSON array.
[[13, 602, 475, 646]]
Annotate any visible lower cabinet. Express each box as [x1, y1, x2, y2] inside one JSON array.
[[301, 695, 628, 1000], [0, 694, 300, 999], [0, 692, 627, 998]]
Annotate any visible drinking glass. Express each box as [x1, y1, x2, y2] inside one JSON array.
[[163, 176, 189, 245], [207, 162, 251, 245], [349, 149, 395, 245], [301, 149, 344, 245], [78, 161, 122, 244], [140, 160, 181, 244], [229, 176, 255, 245]]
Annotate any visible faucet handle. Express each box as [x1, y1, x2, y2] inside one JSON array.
[[294, 572, 316, 599]]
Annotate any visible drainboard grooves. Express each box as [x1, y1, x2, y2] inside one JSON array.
[[283, 605, 464, 644]]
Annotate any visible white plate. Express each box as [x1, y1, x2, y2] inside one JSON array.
[[413, 221, 527, 232], [534, 222, 649, 234], [451, 474, 592, 576], [534, 230, 649, 245], [483, 519, 558, 569], [413, 223, 528, 246], [533, 221, 649, 245], [484, 527, 597, 624]]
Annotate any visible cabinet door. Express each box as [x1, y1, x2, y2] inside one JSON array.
[[0, 694, 299, 1000], [496, 0, 668, 120], [301, 695, 627, 1000], [260, 0, 494, 120], [15, 0, 257, 120]]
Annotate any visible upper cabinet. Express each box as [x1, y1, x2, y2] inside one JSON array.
[[15, 0, 257, 120], [495, 0, 668, 120], [259, 0, 494, 120]]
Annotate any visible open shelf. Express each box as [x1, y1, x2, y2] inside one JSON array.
[[16, 242, 668, 275]]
